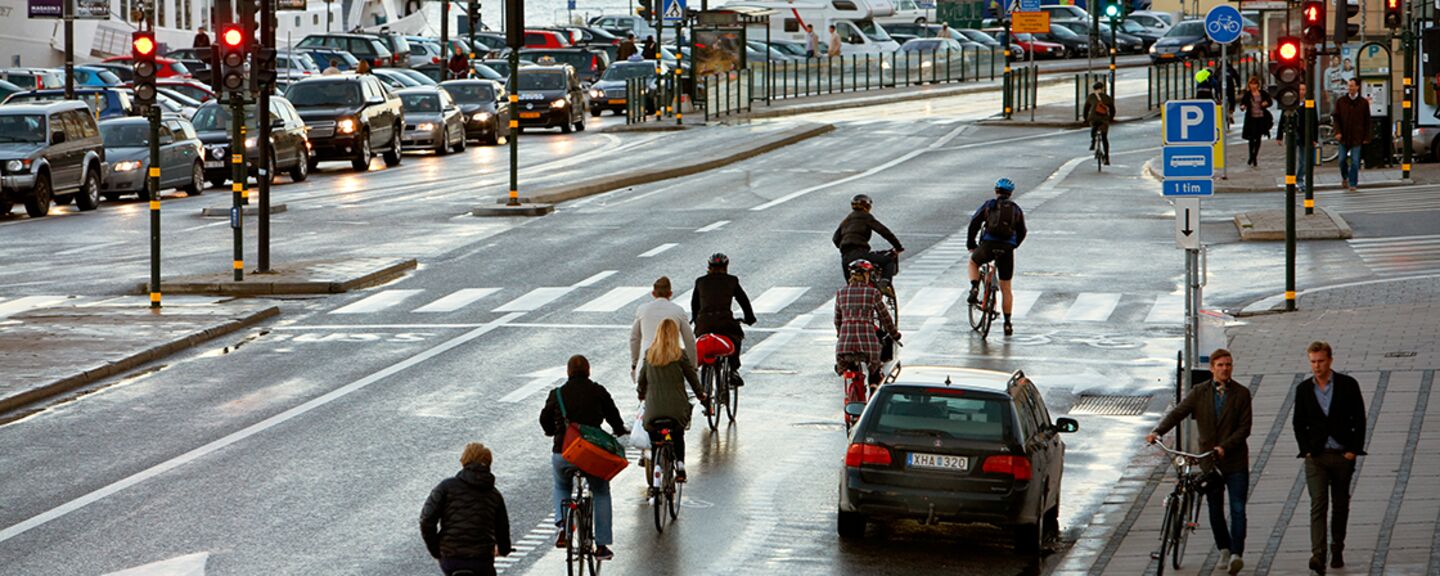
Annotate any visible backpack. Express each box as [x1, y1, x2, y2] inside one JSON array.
[[1093, 96, 1110, 118], [985, 199, 1018, 239]]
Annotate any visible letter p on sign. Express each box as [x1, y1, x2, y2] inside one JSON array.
[[1164, 100, 1217, 145]]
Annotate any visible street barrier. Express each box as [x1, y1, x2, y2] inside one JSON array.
[[1147, 51, 1268, 111], [1003, 64, 1038, 116]]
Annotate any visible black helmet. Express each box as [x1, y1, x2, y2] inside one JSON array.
[[708, 253, 729, 267], [847, 259, 875, 277], [851, 194, 872, 209]]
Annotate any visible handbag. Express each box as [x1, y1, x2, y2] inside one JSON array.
[[555, 388, 629, 480]]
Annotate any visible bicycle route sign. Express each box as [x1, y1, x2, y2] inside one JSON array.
[[1204, 5, 1244, 44]]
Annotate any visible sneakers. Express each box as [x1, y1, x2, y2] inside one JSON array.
[[1229, 554, 1244, 574], [676, 461, 687, 483], [1003, 322, 1014, 336], [1220, 549, 1230, 568], [1309, 556, 1326, 575], [595, 546, 614, 561], [967, 287, 980, 305]]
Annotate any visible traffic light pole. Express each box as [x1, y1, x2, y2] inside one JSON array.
[[507, 0, 522, 207], [1285, 121, 1297, 311], [230, 90, 245, 282], [440, 0, 451, 81], [258, 0, 274, 272], [1305, 51, 1316, 215], [1108, 23, 1116, 93], [146, 18, 161, 309], [63, 0, 74, 99], [1002, 15, 1012, 119], [1402, 25, 1414, 180]]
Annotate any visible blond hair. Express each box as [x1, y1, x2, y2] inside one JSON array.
[[646, 319, 683, 366], [460, 442, 492, 468]]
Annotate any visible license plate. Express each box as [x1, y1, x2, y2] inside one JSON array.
[[608, 98, 626, 104], [908, 452, 967, 471], [519, 112, 542, 119], [1159, 53, 1175, 59], [204, 161, 224, 169]]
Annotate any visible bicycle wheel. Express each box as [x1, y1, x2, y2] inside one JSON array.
[[978, 282, 996, 339], [1154, 493, 1177, 576], [1168, 491, 1190, 570], [653, 447, 670, 533], [667, 466, 680, 522], [1096, 147, 1104, 172], [1172, 489, 1197, 569], [715, 366, 730, 424], [701, 365, 719, 431], [1318, 124, 1339, 163], [582, 500, 600, 575], [565, 502, 578, 576], [726, 365, 739, 423]]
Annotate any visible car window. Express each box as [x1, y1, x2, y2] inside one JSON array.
[[1167, 21, 1204, 37], [61, 110, 88, 141], [286, 81, 363, 107], [0, 114, 48, 143], [401, 93, 440, 112], [158, 124, 175, 144], [178, 120, 197, 139], [516, 71, 566, 91], [100, 122, 150, 146], [444, 82, 496, 103], [872, 390, 1013, 441]]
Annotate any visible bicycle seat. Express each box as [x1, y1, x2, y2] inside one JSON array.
[[647, 417, 680, 435]]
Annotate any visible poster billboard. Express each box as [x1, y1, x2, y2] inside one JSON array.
[[694, 28, 742, 76], [30, 0, 113, 19]]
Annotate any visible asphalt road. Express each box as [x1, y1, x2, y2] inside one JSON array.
[[0, 70, 1415, 576]]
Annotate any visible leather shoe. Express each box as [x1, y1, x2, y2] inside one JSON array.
[[1330, 550, 1344, 569], [1309, 556, 1326, 575]]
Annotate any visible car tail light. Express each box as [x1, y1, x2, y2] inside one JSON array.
[[433, 57, 441, 64], [982, 455, 1033, 480], [845, 443, 892, 468]]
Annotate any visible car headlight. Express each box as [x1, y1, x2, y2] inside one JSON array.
[[1149, 45, 1157, 53], [1181, 43, 1196, 52], [550, 98, 568, 109], [210, 147, 225, 160], [590, 89, 604, 98], [337, 117, 358, 134], [4, 159, 27, 173], [113, 160, 143, 172], [244, 137, 257, 149], [416, 122, 436, 132], [472, 112, 492, 122]]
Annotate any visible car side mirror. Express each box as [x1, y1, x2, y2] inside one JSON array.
[[50, 131, 66, 145], [1054, 417, 1079, 434], [367, 96, 385, 105], [843, 402, 866, 418], [272, 117, 286, 127]]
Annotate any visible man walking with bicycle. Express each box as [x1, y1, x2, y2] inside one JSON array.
[[967, 178, 1027, 337], [1146, 349, 1253, 575]]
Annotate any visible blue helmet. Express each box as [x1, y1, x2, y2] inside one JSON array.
[[994, 178, 1016, 195]]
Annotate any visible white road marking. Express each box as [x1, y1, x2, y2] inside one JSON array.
[[902, 287, 963, 318], [1003, 290, 1041, 319], [0, 312, 525, 545], [1144, 293, 1186, 323], [494, 288, 574, 312], [743, 313, 815, 368], [499, 366, 570, 403], [412, 288, 502, 313], [54, 241, 126, 257], [329, 290, 423, 315], [695, 220, 730, 233], [750, 286, 809, 314], [574, 286, 651, 313], [1063, 292, 1123, 322], [572, 270, 616, 287], [102, 552, 209, 576], [0, 295, 72, 319], [638, 243, 678, 258]]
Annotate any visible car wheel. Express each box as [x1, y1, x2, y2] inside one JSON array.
[[23, 172, 53, 218], [0, 201, 10, 215], [1431, 136, 1440, 163], [352, 130, 372, 171], [915, 16, 927, 24], [837, 510, 866, 539], [453, 129, 467, 152], [262, 153, 277, 186], [184, 161, 205, 196], [74, 168, 101, 211], [1044, 502, 1060, 545], [383, 128, 403, 167], [1013, 495, 1045, 555], [591, 108, 602, 118], [434, 133, 449, 155], [290, 148, 310, 182]]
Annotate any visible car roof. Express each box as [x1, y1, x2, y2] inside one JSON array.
[[394, 86, 441, 95], [887, 366, 1021, 395], [292, 74, 363, 83], [520, 65, 570, 73], [0, 100, 90, 114]]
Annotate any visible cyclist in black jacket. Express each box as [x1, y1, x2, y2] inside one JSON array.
[[967, 178, 1028, 336], [833, 194, 904, 282], [691, 253, 757, 386], [540, 355, 628, 561]]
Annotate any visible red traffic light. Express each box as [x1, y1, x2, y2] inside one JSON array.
[[221, 25, 245, 48], [131, 32, 156, 57], [1277, 38, 1300, 61], [1302, 1, 1323, 24]]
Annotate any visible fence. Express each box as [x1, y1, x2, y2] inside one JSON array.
[[1003, 65, 1038, 116], [1147, 51, 1270, 110]]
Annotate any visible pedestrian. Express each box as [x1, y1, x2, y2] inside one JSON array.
[[1278, 82, 1320, 182], [827, 25, 842, 58], [642, 36, 658, 60], [1224, 61, 1241, 121], [193, 26, 211, 49], [939, 23, 950, 39], [630, 276, 698, 378], [357, 59, 372, 75], [805, 24, 818, 59], [1239, 74, 1273, 167], [618, 33, 638, 61], [448, 50, 470, 79], [1147, 349, 1253, 575], [1293, 341, 1366, 575], [540, 355, 628, 562], [1194, 68, 1219, 103], [1083, 80, 1115, 165], [1332, 77, 1371, 191], [419, 442, 514, 576], [637, 319, 706, 482]]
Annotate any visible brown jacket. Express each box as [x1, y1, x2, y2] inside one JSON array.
[[1331, 93, 1372, 146], [1152, 379, 1254, 473]]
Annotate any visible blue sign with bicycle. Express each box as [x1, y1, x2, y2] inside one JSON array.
[[1204, 5, 1243, 44], [1163, 146, 1213, 179]]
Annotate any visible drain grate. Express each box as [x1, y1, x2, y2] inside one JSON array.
[[1070, 394, 1151, 416]]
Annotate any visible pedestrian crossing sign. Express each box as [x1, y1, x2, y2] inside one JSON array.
[[663, 0, 685, 22]]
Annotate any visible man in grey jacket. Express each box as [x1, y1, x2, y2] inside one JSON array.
[[631, 276, 697, 378]]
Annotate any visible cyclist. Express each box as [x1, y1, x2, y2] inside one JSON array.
[[637, 319, 707, 482], [1084, 80, 1115, 165], [967, 178, 1028, 337], [691, 253, 757, 387], [834, 260, 901, 390], [833, 194, 904, 284], [540, 355, 628, 561]]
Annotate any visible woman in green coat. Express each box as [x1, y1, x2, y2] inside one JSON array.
[[638, 318, 707, 481]]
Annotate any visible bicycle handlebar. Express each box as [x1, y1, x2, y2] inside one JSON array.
[[1152, 441, 1214, 461]]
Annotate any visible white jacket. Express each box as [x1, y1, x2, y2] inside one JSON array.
[[630, 296, 698, 371]]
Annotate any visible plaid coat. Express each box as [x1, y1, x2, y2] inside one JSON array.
[[834, 283, 896, 364]]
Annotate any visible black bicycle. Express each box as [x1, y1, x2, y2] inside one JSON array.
[[968, 260, 1000, 339], [1151, 442, 1214, 574], [646, 418, 682, 533], [562, 469, 601, 576], [1092, 126, 1109, 172], [699, 335, 738, 430]]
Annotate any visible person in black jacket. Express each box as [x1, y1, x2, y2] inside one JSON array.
[[833, 194, 904, 282], [1292, 341, 1366, 574], [691, 253, 757, 386], [420, 443, 513, 576], [540, 355, 628, 561]]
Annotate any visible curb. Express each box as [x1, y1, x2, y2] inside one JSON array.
[[1236, 272, 1440, 315], [471, 203, 556, 217], [0, 305, 281, 414], [498, 123, 835, 206], [598, 123, 691, 133], [977, 108, 1162, 129], [1233, 207, 1353, 241], [1215, 177, 1417, 194], [137, 258, 418, 296]]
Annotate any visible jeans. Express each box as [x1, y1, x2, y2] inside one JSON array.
[[552, 453, 613, 546], [1205, 471, 1250, 556], [1290, 141, 1309, 182], [439, 557, 496, 576], [1305, 452, 1356, 562], [1338, 143, 1363, 186]]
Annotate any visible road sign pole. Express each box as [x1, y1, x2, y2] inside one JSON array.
[[1402, 25, 1414, 180], [1285, 118, 1297, 311], [259, 0, 275, 273], [1221, 42, 1227, 181], [146, 11, 161, 309], [64, 0, 74, 99]]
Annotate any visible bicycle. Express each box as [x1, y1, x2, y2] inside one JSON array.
[[866, 249, 901, 328], [968, 260, 1000, 339], [1150, 442, 1215, 575], [1092, 127, 1108, 172], [698, 335, 738, 430], [838, 342, 902, 432], [646, 417, 682, 533], [561, 469, 601, 576]]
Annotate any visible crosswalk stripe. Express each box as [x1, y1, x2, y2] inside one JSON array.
[[1348, 233, 1440, 244], [493, 287, 574, 312], [1063, 292, 1122, 322], [330, 290, 424, 314], [674, 289, 692, 307], [0, 295, 70, 319], [1350, 239, 1440, 252], [1145, 293, 1186, 323], [751, 286, 810, 314], [574, 286, 651, 312], [1009, 290, 1041, 319], [902, 287, 963, 318], [1349, 235, 1440, 276], [413, 288, 500, 313], [638, 243, 678, 258]]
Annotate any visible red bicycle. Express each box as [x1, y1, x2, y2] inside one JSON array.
[[839, 353, 871, 433]]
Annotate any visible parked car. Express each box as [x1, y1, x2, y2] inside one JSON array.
[[372, 67, 425, 90], [877, 0, 932, 25], [190, 96, 312, 187], [72, 65, 124, 87], [361, 31, 412, 68], [520, 47, 610, 84], [156, 87, 203, 116], [101, 55, 192, 78], [163, 47, 212, 75], [98, 115, 204, 199], [155, 79, 216, 103], [1034, 25, 1090, 58], [395, 86, 466, 154], [1148, 19, 1216, 62], [0, 79, 21, 100], [298, 47, 362, 72], [296, 33, 396, 69], [0, 68, 66, 90], [276, 50, 321, 82], [524, 30, 572, 49], [837, 367, 1078, 553], [1052, 21, 1143, 55], [1128, 10, 1175, 30], [89, 62, 134, 83], [283, 74, 403, 171], [4, 88, 134, 119], [565, 26, 622, 47], [439, 79, 510, 145], [768, 40, 809, 59], [1115, 18, 1165, 49], [587, 60, 661, 116], [1009, 32, 1068, 59], [1039, 4, 1089, 21], [415, 61, 504, 83], [0, 101, 106, 217], [587, 14, 655, 40], [394, 68, 439, 86], [513, 65, 587, 133], [405, 39, 444, 68]]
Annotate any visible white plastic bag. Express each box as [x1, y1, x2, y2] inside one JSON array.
[[629, 404, 650, 450]]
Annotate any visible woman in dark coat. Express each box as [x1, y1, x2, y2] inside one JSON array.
[[1239, 75, 1274, 167], [690, 253, 756, 385]]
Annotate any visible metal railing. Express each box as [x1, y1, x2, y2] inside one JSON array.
[[1003, 64, 1038, 116], [1147, 51, 1269, 111]]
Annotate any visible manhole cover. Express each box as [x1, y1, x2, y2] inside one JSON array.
[[1070, 394, 1151, 416], [1384, 351, 1417, 358]]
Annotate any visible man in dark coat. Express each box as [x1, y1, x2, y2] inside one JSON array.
[[420, 442, 513, 576], [690, 253, 757, 385], [618, 34, 638, 61], [1148, 349, 1253, 575], [1332, 77, 1372, 191], [642, 36, 658, 60], [540, 355, 628, 561], [192, 27, 211, 49], [833, 193, 904, 281], [1293, 341, 1366, 574]]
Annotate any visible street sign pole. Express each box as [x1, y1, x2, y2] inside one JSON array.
[[1402, 24, 1414, 180], [1285, 118, 1297, 311], [259, 0, 275, 272], [1163, 100, 1216, 399], [441, 0, 451, 81], [145, 15, 161, 309], [64, 0, 74, 99], [1221, 42, 1227, 180], [506, 0, 522, 207]]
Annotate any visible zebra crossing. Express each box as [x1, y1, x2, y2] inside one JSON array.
[[1317, 186, 1440, 215], [1349, 234, 1440, 276]]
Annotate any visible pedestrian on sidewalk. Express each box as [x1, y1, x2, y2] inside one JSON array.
[[630, 276, 698, 378], [805, 25, 818, 58], [1083, 81, 1115, 165], [1239, 75, 1273, 167], [1293, 341, 1367, 575], [642, 36, 658, 60], [192, 27, 211, 49], [1195, 68, 1219, 103], [1278, 83, 1319, 182], [1332, 77, 1372, 192], [828, 25, 842, 58], [1147, 349, 1253, 575], [420, 442, 514, 576], [619, 33, 638, 61]]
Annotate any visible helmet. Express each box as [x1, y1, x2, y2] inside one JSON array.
[[851, 194, 872, 209], [994, 178, 1015, 195], [707, 253, 729, 267], [847, 259, 875, 277]]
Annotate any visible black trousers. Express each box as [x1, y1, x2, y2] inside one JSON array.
[[1247, 137, 1263, 165], [439, 556, 496, 576], [1305, 452, 1356, 562], [841, 249, 897, 281]]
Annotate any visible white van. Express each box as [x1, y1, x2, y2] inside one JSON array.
[[725, 0, 901, 55], [1039, 4, 1089, 21]]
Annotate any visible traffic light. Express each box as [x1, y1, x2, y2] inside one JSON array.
[[1335, 0, 1359, 45], [1272, 36, 1304, 110], [468, 0, 482, 25], [505, 0, 524, 49], [132, 31, 158, 107], [1302, 0, 1325, 45], [218, 24, 247, 93], [637, 0, 652, 19], [252, 46, 276, 91], [1385, 0, 1402, 30], [1103, 1, 1122, 23]]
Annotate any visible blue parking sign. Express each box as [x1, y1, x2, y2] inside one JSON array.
[[1163, 100, 1217, 145], [1162, 146, 1213, 179]]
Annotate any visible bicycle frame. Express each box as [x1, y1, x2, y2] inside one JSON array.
[[564, 470, 599, 575], [1152, 443, 1214, 573], [841, 355, 870, 431]]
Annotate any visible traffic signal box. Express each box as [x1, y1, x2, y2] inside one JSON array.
[[131, 31, 157, 107], [1272, 36, 1304, 111], [1104, 1, 1122, 23], [1335, 0, 1359, 45], [219, 24, 247, 94], [1302, 1, 1325, 45], [1385, 0, 1403, 30]]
